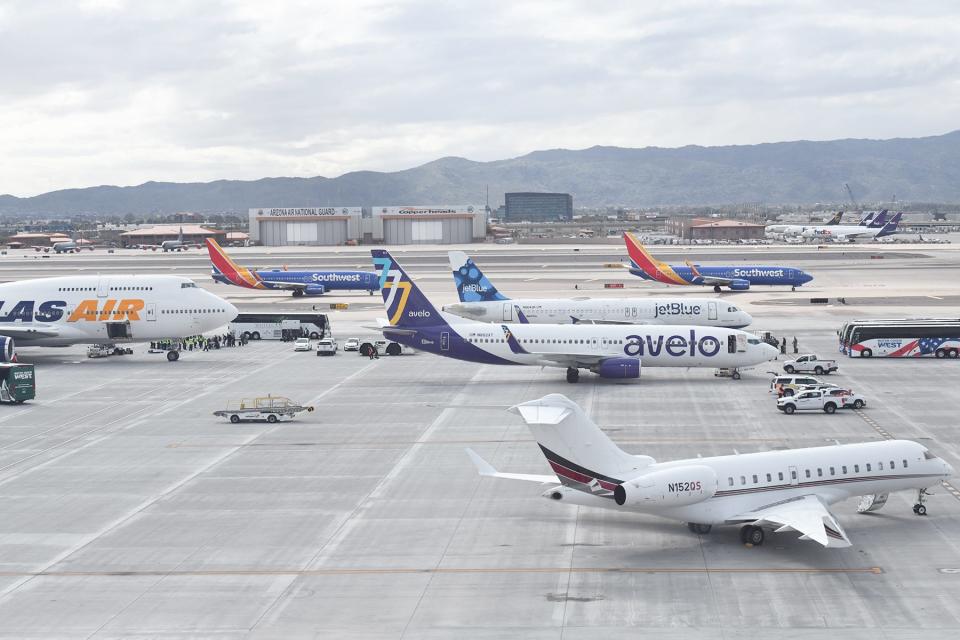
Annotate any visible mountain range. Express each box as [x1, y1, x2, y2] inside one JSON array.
[[2, 130, 960, 216]]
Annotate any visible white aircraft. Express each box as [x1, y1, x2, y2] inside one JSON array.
[[468, 394, 953, 548], [765, 211, 845, 237], [139, 227, 192, 252], [372, 250, 777, 382], [0, 275, 237, 361], [801, 212, 902, 242], [443, 251, 753, 328]]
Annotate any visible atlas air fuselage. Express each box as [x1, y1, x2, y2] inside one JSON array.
[[0, 275, 237, 347]]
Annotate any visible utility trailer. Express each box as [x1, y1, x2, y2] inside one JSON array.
[[0, 364, 35, 404], [213, 395, 315, 424]]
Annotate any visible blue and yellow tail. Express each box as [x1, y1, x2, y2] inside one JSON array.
[[448, 251, 509, 302], [372, 249, 445, 327]]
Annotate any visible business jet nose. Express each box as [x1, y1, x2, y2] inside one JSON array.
[[944, 461, 955, 477]]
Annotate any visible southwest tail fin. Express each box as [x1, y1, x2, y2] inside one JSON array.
[[509, 394, 653, 493], [372, 249, 446, 327], [205, 238, 261, 288], [623, 232, 688, 285], [448, 251, 509, 302]]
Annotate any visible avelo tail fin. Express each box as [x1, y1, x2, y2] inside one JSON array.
[[205, 238, 261, 288], [509, 394, 653, 494], [448, 251, 509, 302], [372, 249, 444, 327]]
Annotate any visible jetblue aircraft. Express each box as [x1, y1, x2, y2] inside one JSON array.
[[372, 250, 777, 383], [468, 394, 952, 548], [444, 250, 753, 328], [206, 238, 378, 296], [624, 233, 813, 292]]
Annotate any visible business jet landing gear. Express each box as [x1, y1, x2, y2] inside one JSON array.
[[687, 523, 712, 534], [913, 488, 932, 516], [566, 367, 580, 384], [740, 524, 765, 546], [713, 285, 722, 293]]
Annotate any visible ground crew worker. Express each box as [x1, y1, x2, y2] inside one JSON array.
[[780, 338, 787, 355], [792, 337, 799, 353]]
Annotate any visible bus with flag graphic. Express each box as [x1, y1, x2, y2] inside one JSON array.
[[839, 319, 960, 358]]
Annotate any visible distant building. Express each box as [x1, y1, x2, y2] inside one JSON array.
[[119, 224, 225, 248], [667, 217, 766, 241], [503, 192, 573, 222]]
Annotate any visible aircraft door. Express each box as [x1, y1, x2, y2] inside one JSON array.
[[727, 335, 737, 353], [146, 303, 157, 322], [502, 303, 512, 322], [788, 466, 799, 486], [97, 277, 109, 298], [441, 332, 450, 351], [736, 334, 746, 352], [708, 301, 717, 321]]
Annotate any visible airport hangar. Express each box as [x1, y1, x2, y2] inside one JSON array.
[[248, 205, 487, 246]]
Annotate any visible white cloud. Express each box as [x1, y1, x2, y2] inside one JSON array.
[[1, 0, 959, 195]]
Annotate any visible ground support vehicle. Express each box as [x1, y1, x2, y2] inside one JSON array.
[[769, 375, 833, 396], [87, 344, 134, 358], [783, 354, 839, 375], [294, 338, 312, 351], [344, 338, 360, 351], [0, 364, 34, 403], [777, 389, 845, 414], [213, 396, 315, 424], [359, 339, 411, 357], [713, 367, 742, 380]]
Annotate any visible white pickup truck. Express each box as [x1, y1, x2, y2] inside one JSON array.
[[782, 354, 839, 375], [777, 389, 845, 414]]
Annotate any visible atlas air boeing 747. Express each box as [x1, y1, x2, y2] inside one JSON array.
[[206, 238, 378, 296], [0, 275, 237, 361], [624, 232, 813, 292], [372, 250, 776, 382], [468, 394, 953, 548]]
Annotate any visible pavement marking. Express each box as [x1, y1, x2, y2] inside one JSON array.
[[0, 566, 885, 577], [928, 295, 944, 300], [854, 408, 960, 502]]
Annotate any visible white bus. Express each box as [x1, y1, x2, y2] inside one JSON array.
[[839, 318, 960, 358], [229, 312, 329, 341]]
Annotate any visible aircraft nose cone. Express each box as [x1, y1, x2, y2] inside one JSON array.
[[763, 343, 779, 360], [944, 461, 955, 477], [801, 272, 813, 284]]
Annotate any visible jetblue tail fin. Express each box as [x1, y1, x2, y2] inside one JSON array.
[[448, 251, 509, 302], [372, 249, 445, 327], [509, 395, 653, 494]]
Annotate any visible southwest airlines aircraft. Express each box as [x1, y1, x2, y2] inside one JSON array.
[[206, 238, 378, 296], [372, 250, 776, 382], [443, 251, 753, 328], [624, 232, 813, 292], [0, 275, 237, 361], [468, 394, 953, 548]]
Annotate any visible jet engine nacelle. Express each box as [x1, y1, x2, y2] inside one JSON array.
[[0, 336, 16, 362], [728, 279, 750, 291], [614, 464, 717, 507], [594, 357, 640, 379], [303, 284, 326, 296]]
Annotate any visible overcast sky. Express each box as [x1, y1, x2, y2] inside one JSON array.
[[2, 0, 958, 196]]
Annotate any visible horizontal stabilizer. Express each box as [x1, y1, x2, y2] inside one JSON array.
[[465, 448, 558, 484]]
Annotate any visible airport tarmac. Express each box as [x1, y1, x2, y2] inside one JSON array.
[[1, 245, 959, 637]]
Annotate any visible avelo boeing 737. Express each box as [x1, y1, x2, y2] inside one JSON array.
[[372, 250, 776, 382]]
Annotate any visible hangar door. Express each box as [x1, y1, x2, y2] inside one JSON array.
[[383, 218, 473, 244], [259, 220, 347, 246]]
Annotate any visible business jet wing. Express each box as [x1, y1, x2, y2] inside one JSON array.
[[466, 448, 559, 484], [728, 494, 852, 548], [0, 325, 61, 339]]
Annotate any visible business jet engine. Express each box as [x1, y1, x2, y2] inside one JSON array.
[[614, 465, 717, 507], [0, 336, 16, 362], [593, 357, 640, 379]]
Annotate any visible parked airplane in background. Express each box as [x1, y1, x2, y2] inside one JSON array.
[[766, 210, 888, 238], [0, 275, 237, 361], [137, 227, 193, 252], [373, 250, 776, 382], [623, 233, 813, 292], [766, 211, 844, 235], [468, 394, 953, 548], [801, 212, 902, 242], [206, 238, 378, 296], [53, 240, 80, 254], [444, 250, 753, 328]]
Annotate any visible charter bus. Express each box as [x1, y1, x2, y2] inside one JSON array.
[[228, 312, 329, 341], [839, 319, 960, 358]]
